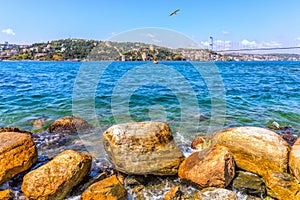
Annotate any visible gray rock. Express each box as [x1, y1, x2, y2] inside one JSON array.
[[194, 187, 238, 200], [232, 171, 265, 196]]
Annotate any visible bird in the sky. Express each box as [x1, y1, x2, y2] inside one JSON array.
[[169, 9, 180, 16]]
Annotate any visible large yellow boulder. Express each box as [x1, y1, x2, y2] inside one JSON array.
[[178, 145, 235, 188], [289, 137, 300, 182], [211, 127, 290, 177], [22, 150, 92, 200], [102, 122, 184, 175], [0, 132, 37, 185]]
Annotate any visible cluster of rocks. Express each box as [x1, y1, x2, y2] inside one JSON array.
[[1, 116, 300, 200], [187, 126, 300, 200], [0, 116, 123, 200], [102, 123, 300, 200]]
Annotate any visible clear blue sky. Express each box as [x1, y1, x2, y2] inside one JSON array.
[[1, 0, 300, 50]]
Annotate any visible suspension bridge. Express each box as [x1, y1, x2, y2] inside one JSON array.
[[207, 36, 300, 53]]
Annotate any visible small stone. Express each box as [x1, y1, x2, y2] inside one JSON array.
[[81, 175, 127, 200], [32, 117, 51, 128], [49, 116, 92, 134], [31, 117, 53, 132], [80, 172, 107, 192], [194, 187, 238, 200], [264, 171, 300, 200], [193, 114, 209, 122], [164, 186, 183, 200], [178, 145, 235, 188], [0, 132, 37, 185], [246, 195, 262, 200], [22, 150, 92, 200], [124, 176, 142, 187], [191, 136, 211, 150], [232, 171, 265, 196], [0, 190, 14, 200], [280, 133, 297, 146]]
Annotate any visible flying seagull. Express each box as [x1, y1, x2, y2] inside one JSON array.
[[169, 9, 180, 16]]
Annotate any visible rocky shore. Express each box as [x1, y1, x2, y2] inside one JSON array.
[[0, 116, 299, 199]]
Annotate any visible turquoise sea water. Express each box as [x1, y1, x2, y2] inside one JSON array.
[[0, 61, 299, 199], [0, 61, 299, 137]]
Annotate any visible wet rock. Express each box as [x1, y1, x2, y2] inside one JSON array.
[[102, 122, 184, 175], [2, 155, 51, 192], [0, 132, 37, 185], [264, 171, 300, 200], [266, 121, 281, 129], [80, 172, 107, 191], [267, 121, 297, 145], [178, 145, 235, 188], [164, 186, 183, 200], [232, 171, 265, 196], [0, 190, 14, 200], [245, 196, 262, 200], [211, 127, 290, 177], [191, 136, 211, 150], [30, 116, 53, 132], [276, 127, 297, 146], [125, 176, 176, 200], [32, 117, 52, 128], [68, 171, 107, 197], [177, 144, 194, 158], [194, 187, 238, 200], [22, 150, 92, 200], [81, 175, 127, 200], [193, 114, 209, 122], [124, 175, 146, 195], [280, 133, 297, 146], [49, 116, 92, 134], [0, 127, 31, 134], [289, 137, 300, 182], [124, 175, 198, 200]]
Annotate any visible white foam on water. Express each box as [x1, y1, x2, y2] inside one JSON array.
[[66, 196, 80, 200]]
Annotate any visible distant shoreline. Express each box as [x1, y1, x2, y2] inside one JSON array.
[[1, 39, 300, 62], [1, 60, 300, 63]]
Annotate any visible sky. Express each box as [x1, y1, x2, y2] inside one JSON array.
[[1, 0, 300, 51]]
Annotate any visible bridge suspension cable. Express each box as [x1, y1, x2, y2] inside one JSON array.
[[216, 46, 300, 52]]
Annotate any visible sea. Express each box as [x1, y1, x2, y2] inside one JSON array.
[[1, 61, 299, 133], [0, 61, 299, 199]]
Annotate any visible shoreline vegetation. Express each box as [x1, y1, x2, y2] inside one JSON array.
[[1, 38, 300, 62]]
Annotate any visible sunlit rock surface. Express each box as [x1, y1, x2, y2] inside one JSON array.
[[178, 145, 235, 188], [0, 132, 37, 185], [22, 150, 92, 200], [102, 122, 184, 175], [211, 126, 290, 177]]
